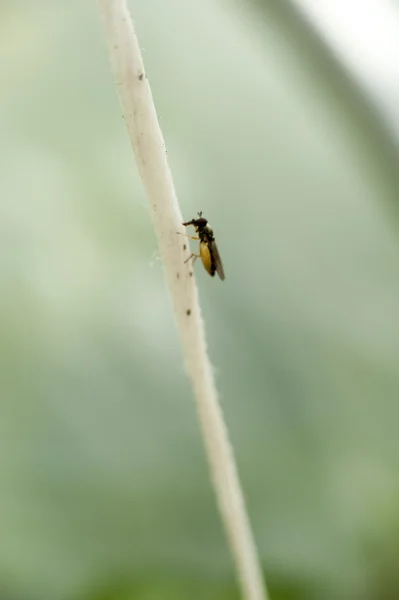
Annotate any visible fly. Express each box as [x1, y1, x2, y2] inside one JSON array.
[[179, 212, 225, 281]]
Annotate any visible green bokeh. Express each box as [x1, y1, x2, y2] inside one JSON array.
[[1, 1, 399, 599]]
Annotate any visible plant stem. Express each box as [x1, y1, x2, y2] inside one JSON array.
[[97, 2, 268, 598]]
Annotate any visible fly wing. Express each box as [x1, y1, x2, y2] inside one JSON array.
[[210, 240, 225, 281]]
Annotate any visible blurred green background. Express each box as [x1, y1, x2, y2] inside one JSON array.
[[2, 1, 399, 599]]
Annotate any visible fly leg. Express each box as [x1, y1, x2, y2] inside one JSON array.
[[177, 232, 199, 241], [184, 253, 200, 265]]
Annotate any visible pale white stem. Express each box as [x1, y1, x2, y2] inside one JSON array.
[[97, 2, 268, 599]]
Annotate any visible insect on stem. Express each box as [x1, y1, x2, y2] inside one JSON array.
[[180, 212, 225, 280]]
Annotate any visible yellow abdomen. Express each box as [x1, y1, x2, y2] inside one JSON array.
[[200, 241, 214, 276]]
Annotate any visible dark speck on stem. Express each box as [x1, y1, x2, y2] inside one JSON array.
[[138, 73, 144, 80], [186, 309, 191, 316]]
